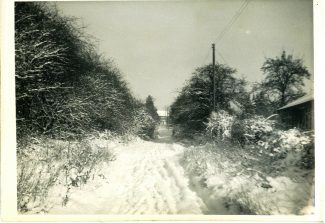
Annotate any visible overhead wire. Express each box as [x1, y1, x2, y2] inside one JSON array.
[[213, 0, 250, 64], [202, 47, 211, 64], [216, 50, 228, 64], [214, 0, 250, 45], [200, 0, 250, 65]]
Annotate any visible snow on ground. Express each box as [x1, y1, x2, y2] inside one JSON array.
[[48, 126, 206, 214], [181, 143, 315, 215], [37, 125, 313, 215]]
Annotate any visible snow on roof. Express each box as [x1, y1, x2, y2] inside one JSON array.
[[278, 94, 314, 110], [157, 110, 167, 116]]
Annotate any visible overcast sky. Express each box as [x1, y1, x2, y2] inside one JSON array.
[[55, 0, 313, 110]]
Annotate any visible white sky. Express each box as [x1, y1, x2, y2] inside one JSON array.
[[55, 0, 313, 110]]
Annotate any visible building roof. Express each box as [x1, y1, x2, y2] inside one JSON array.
[[278, 94, 314, 110], [157, 110, 168, 117]]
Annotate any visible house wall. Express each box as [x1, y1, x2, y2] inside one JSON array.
[[279, 101, 314, 130], [159, 116, 167, 125]]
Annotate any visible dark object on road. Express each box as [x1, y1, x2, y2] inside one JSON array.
[[261, 182, 272, 189]]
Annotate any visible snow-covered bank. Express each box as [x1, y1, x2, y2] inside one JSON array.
[[17, 136, 117, 214], [181, 143, 314, 215]]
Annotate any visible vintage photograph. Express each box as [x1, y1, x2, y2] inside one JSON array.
[[14, 0, 315, 216]]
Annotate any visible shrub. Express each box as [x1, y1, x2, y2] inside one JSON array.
[[181, 140, 314, 215], [17, 137, 115, 213], [129, 107, 156, 139], [205, 111, 274, 144], [206, 110, 234, 140], [15, 2, 141, 139], [205, 111, 314, 170], [15, 2, 90, 137], [231, 115, 275, 146], [250, 129, 314, 169]]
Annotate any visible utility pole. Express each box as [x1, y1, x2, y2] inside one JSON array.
[[212, 43, 216, 111]]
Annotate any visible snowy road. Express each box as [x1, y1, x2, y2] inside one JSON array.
[[49, 126, 207, 214]]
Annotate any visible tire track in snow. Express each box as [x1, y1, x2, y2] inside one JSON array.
[[49, 139, 206, 214]]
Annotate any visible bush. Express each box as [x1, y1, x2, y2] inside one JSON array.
[[15, 2, 89, 137], [205, 111, 275, 144], [206, 110, 234, 140], [129, 107, 156, 139], [15, 2, 141, 139], [250, 129, 314, 169], [205, 111, 314, 170], [17, 137, 115, 213], [181, 143, 314, 214], [231, 115, 275, 146]]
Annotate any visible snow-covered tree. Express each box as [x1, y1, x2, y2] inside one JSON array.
[[261, 51, 311, 107], [15, 2, 143, 138], [145, 95, 160, 123], [169, 63, 247, 135]]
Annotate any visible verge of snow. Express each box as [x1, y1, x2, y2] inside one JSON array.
[[181, 143, 314, 215]]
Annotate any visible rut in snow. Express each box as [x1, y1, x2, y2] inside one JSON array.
[[49, 126, 207, 214]]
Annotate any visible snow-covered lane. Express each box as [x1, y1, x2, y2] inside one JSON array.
[[49, 139, 206, 214]]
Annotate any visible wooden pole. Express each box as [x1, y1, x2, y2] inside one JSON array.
[[212, 43, 216, 111]]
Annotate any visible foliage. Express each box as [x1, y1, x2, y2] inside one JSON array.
[[181, 143, 314, 215], [17, 137, 115, 213], [250, 129, 314, 169], [205, 110, 314, 169], [229, 115, 313, 169], [205, 111, 275, 144], [145, 95, 160, 123], [206, 110, 234, 140], [15, 2, 142, 139], [15, 2, 158, 214], [130, 106, 156, 139], [261, 51, 311, 107], [235, 115, 275, 145], [250, 83, 278, 116], [16, 2, 88, 136], [170, 63, 247, 136]]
